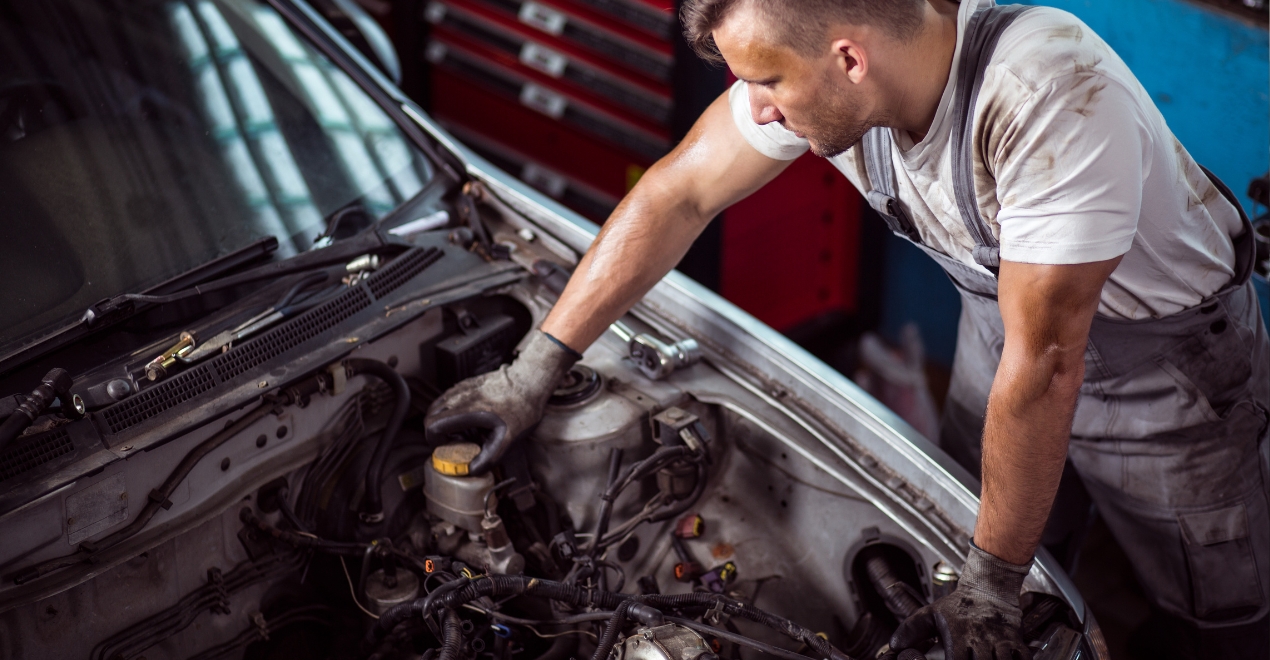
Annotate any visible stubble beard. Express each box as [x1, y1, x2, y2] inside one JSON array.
[[795, 84, 872, 159]]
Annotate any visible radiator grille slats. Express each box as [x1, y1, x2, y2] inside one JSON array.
[[99, 247, 442, 436], [0, 429, 73, 482]]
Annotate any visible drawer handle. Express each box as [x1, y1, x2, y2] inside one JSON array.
[[423, 2, 446, 24], [519, 42, 567, 77], [518, 1, 566, 35], [424, 41, 448, 64], [521, 162, 568, 198], [519, 83, 567, 118]]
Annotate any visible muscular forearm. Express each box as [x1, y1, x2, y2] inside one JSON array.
[[540, 177, 713, 350], [974, 347, 1083, 565], [538, 92, 787, 352], [974, 256, 1120, 565]]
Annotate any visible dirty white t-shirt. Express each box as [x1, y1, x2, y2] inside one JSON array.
[[728, 0, 1243, 320]]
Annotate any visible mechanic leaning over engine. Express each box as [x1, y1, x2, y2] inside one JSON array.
[[425, 0, 1270, 658]]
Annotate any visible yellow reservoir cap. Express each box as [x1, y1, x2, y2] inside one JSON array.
[[432, 442, 482, 476]]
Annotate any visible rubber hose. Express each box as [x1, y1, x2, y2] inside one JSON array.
[[344, 358, 411, 521], [863, 555, 924, 619], [590, 600, 634, 660], [588, 448, 625, 556], [372, 576, 470, 645], [0, 368, 72, 453], [438, 609, 464, 660]]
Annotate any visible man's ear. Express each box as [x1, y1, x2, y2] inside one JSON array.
[[831, 38, 868, 84]]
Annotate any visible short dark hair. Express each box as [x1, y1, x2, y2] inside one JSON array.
[[682, 0, 927, 64]]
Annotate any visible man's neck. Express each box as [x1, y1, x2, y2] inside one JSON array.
[[886, 0, 961, 143]]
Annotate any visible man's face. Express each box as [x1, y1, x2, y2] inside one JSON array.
[[713, 5, 873, 158]]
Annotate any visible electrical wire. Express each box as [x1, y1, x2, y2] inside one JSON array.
[[459, 604, 613, 627], [341, 555, 381, 619], [520, 624, 598, 640]]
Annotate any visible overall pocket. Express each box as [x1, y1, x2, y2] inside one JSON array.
[[1178, 503, 1264, 620]]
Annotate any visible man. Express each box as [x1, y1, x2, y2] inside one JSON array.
[[426, 0, 1270, 658]]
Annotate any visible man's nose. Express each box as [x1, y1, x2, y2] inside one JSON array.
[[748, 85, 783, 125]]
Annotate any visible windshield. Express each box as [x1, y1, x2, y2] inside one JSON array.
[[0, 0, 433, 352]]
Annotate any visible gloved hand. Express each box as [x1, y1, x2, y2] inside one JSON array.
[[425, 329, 580, 474], [890, 542, 1033, 660]]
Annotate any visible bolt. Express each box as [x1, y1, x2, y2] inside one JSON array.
[[666, 409, 684, 420], [932, 561, 958, 585], [121, 446, 132, 451], [258, 381, 268, 388], [517, 227, 536, 242], [105, 379, 132, 401]]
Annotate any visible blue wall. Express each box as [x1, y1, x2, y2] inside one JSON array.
[[881, 0, 1269, 366], [1006, 0, 1268, 213]]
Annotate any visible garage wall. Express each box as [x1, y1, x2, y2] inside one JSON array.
[[1004, 0, 1268, 212], [880, 0, 1269, 367]]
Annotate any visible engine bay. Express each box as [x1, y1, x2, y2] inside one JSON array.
[[0, 222, 1087, 660]]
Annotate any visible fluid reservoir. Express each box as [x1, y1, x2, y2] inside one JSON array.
[[424, 443, 496, 533], [529, 364, 650, 532]]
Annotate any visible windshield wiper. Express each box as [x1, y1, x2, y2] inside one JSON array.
[[0, 230, 402, 377], [85, 230, 394, 323], [0, 237, 281, 377]]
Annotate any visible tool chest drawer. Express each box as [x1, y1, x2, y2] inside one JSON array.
[[430, 67, 653, 200], [437, 0, 673, 82], [420, 0, 676, 223], [425, 2, 672, 125], [426, 36, 669, 160]]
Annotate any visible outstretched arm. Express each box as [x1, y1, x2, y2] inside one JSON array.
[[426, 89, 789, 473], [540, 90, 790, 351], [892, 256, 1120, 660], [975, 255, 1121, 564]]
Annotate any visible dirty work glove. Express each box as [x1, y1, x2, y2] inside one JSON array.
[[891, 542, 1032, 660], [426, 329, 580, 474]]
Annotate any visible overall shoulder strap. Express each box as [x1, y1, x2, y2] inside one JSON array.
[[950, 3, 1038, 275], [861, 128, 921, 243]]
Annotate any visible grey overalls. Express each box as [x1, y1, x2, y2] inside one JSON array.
[[859, 2, 1270, 638]]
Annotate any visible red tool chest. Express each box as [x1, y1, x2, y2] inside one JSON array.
[[721, 153, 863, 331], [424, 0, 675, 217], [421, 1, 863, 330]]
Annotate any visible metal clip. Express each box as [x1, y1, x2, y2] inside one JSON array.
[[145, 333, 195, 381]]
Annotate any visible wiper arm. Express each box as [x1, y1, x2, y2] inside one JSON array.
[[84, 229, 395, 324], [0, 237, 280, 378], [0, 230, 402, 378]]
